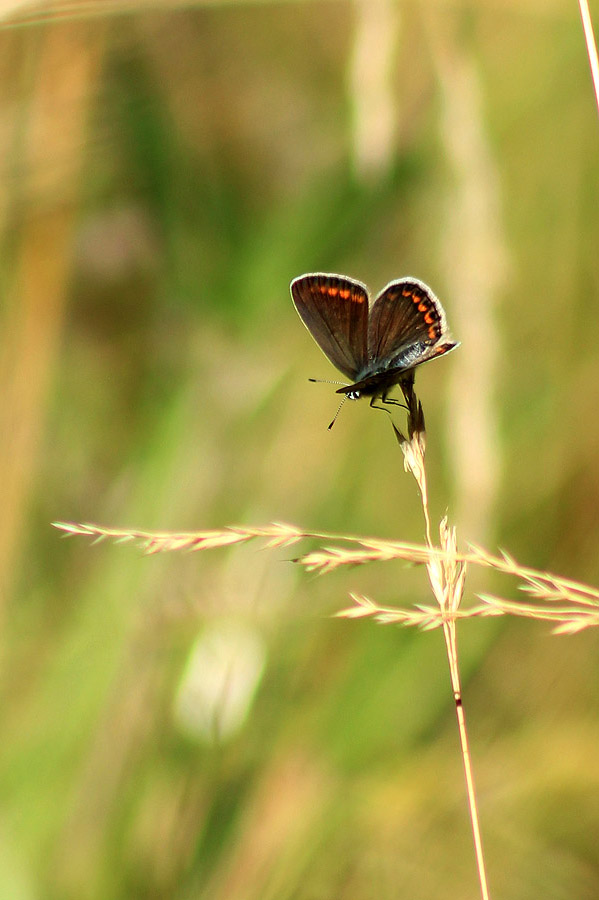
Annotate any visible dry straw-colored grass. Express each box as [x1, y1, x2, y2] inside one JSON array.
[[53, 517, 599, 635], [53, 430, 599, 644]]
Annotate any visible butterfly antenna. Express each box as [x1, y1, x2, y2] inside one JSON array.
[[328, 394, 348, 430], [309, 377, 349, 386]]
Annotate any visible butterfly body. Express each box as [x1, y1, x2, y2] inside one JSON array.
[[290, 273, 458, 405], [338, 360, 423, 401]]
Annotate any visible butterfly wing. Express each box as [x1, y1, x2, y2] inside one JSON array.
[[368, 277, 456, 371], [290, 273, 369, 380]]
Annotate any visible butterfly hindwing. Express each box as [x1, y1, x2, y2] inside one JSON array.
[[290, 274, 369, 380], [368, 278, 451, 369]]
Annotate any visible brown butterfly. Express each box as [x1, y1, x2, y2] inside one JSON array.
[[291, 273, 458, 424]]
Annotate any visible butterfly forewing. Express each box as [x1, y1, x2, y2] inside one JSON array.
[[290, 274, 369, 380], [368, 278, 449, 367]]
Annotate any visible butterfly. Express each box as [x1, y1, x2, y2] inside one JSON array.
[[290, 273, 458, 423]]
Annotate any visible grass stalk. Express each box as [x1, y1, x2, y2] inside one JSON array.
[[393, 382, 490, 900], [578, 0, 599, 117]]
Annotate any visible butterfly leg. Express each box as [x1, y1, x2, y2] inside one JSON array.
[[381, 390, 408, 410], [369, 396, 392, 415], [369, 393, 406, 414]]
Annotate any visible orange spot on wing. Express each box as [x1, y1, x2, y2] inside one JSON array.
[[339, 288, 351, 299], [424, 312, 435, 324]]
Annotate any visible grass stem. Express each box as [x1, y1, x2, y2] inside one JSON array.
[[578, 0, 599, 117]]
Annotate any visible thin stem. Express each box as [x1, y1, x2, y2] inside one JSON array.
[[404, 386, 491, 899], [442, 621, 490, 900], [420, 464, 433, 550], [578, 0, 599, 118]]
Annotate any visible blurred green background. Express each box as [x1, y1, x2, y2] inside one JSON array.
[[1, 1, 599, 897]]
